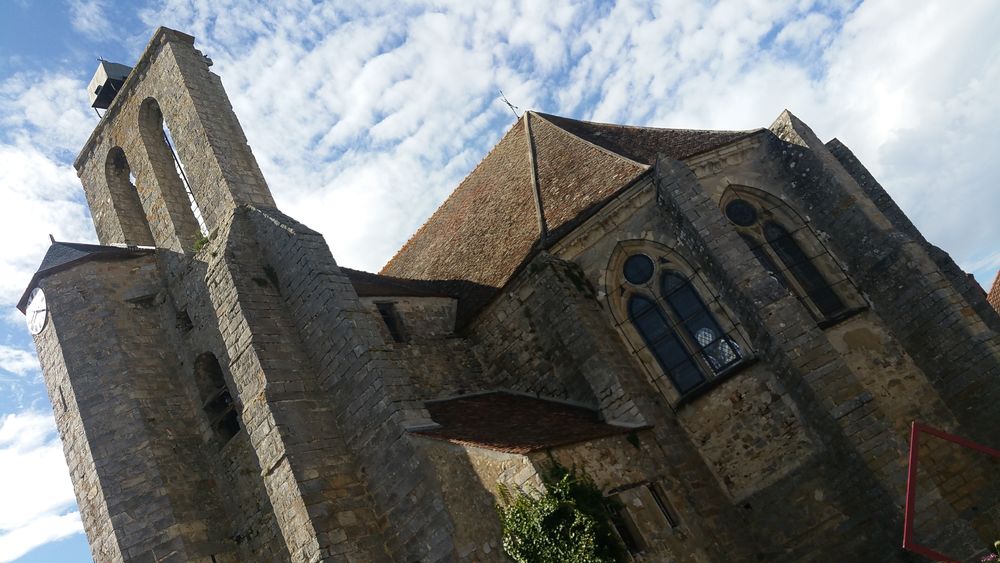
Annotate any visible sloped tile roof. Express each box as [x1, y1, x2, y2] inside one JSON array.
[[410, 391, 642, 454], [382, 118, 541, 288], [380, 112, 756, 291], [530, 113, 647, 237], [18, 241, 154, 312], [988, 269, 1000, 314], [535, 112, 760, 165], [342, 267, 450, 298]]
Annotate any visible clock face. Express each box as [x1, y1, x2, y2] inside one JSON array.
[[26, 288, 47, 335]]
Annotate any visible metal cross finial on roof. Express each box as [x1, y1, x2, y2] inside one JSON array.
[[498, 89, 521, 119]]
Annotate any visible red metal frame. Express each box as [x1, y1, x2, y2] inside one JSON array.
[[902, 421, 1000, 561]]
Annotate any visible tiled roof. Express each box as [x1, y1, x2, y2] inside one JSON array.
[[988, 269, 1000, 314], [17, 241, 154, 312], [410, 391, 643, 454], [381, 112, 755, 291], [382, 118, 541, 288]]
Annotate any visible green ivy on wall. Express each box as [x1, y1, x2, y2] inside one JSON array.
[[496, 463, 626, 563]]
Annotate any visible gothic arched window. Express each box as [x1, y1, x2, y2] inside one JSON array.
[[616, 248, 745, 398], [722, 188, 860, 324]]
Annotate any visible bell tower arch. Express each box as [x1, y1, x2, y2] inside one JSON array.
[[75, 27, 275, 252]]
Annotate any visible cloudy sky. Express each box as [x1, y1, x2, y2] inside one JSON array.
[[1, 0, 999, 560]]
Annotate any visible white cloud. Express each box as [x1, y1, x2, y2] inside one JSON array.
[[0, 411, 81, 562], [775, 12, 835, 50], [0, 142, 95, 305], [67, 0, 112, 39], [0, 345, 37, 377], [0, 512, 82, 563], [136, 0, 1000, 283], [0, 70, 97, 309]]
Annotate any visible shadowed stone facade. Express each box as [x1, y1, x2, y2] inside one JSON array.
[[19, 27, 1000, 562]]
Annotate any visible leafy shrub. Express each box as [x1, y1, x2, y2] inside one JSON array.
[[496, 463, 625, 563]]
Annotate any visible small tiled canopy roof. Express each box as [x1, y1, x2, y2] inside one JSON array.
[[410, 391, 644, 454], [18, 241, 154, 312], [381, 111, 758, 289]]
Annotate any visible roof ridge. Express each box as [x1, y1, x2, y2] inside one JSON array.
[[533, 111, 760, 136], [530, 111, 650, 170], [523, 112, 549, 244]]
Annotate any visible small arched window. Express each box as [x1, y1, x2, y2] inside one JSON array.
[[194, 353, 240, 445], [618, 250, 744, 397], [722, 189, 860, 324], [104, 147, 154, 246]]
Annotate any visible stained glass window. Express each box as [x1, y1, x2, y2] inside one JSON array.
[[661, 273, 741, 373], [628, 295, 705, 394]]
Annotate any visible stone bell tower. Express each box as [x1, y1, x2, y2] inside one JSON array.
[[20, 27, 456, 562]]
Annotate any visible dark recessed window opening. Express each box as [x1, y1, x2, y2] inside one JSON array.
[[724, 194, 856, 323], [661, 272, 742, 374], [629, 294, 705, 395], [195, 353, 240, 445], [375, 302, 407, 343], [176, 309, 194, 332], [647, 483, 680, 528], [762, 221, 846, 318], [610, 503, 647, 556]]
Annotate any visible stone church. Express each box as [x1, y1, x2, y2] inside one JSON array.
[[19, 27, 1000, 562]]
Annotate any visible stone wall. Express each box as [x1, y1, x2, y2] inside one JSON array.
[[241, 205, 458, 561], [358, 296, 486, 400], [33, 256, 241, 561]]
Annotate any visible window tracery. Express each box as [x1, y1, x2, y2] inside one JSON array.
[[722, 187, 862, 324], [611, 243, 746, 399]]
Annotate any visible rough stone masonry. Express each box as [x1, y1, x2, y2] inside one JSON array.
[[18, 26, 1000, 562]]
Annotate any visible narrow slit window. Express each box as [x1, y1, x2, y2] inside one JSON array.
[[647, 483, 680, 528], [609, 503, 646, 556]]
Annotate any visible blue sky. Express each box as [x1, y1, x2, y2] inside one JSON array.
[[1, 0, 999, 561]]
